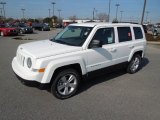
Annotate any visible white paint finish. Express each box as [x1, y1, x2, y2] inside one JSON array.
[[19, 40, 82, 59], [12, 23, 147, 84]]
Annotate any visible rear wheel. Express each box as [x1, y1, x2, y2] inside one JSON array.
[[51, 69, 80, 99], [127, 54, 142, 74]]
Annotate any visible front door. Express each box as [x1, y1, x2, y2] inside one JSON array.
[[85, 27, 118, 72]]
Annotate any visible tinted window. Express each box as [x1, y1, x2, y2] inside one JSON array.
[[118, 27, 132, 42], [92, 28, 115, 45], [133, 27, 143, 39]]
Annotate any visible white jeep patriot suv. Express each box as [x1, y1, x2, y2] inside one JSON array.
[[12, 23, 146, 99]]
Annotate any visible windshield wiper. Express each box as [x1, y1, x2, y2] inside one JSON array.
[[55, 40, 68, 45]]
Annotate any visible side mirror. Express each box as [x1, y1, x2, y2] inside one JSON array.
[[89, 39, 102, 48]]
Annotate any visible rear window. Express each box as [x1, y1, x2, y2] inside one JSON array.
[[117, 27, 132, 42], [133, 27, 143, 39]]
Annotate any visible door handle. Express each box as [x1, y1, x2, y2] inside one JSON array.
[[129, 46, 134, 49], [109, 48, 116, 52]]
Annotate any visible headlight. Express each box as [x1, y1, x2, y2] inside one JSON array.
[[27, 57, 32, 68]]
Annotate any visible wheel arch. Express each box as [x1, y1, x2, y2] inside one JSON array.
[[40, 57, 87, 84], [50, 63, 82, 85], [128, 49, 144, 62]]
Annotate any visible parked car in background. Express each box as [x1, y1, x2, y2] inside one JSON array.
[[152, 26, 160, 36], [55, 23, 63, 28], [63, 22, 77, 28], [32, 23, 50, 31], [0, 24, 18, 36], [142, 25, 148, 33], [11, 23, 33, 34]]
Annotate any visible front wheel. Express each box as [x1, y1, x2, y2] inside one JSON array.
[[1, 31, 4, 36], [127, 55, 142, 74], [51, 69, 81, 99], [20, 30, 23, 34]]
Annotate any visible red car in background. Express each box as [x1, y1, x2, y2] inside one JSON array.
[[0, 24, 18, 36]]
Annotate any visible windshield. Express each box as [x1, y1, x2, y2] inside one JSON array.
[[52, 26, 93, 46], [19, 23, 27, 27]]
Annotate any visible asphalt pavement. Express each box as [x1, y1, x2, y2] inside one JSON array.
[[0, 30, 160, 120]]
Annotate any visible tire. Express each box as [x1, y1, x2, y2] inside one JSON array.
[[127, 54, 142, 74], [1, 31, 4, 36], [20, 30, 23, 34], [153, 31, 158, 36], [51, 69, 81, 99]]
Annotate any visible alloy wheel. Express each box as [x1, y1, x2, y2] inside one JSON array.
[[57, 74, 77, 96]]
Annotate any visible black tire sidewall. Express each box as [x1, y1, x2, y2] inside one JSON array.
[[20, 30, 23, 34], [51, 69, 80, 99], [127, 55, 141, 74]]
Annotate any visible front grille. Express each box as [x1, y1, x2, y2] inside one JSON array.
[[17, 53, 25, 66]]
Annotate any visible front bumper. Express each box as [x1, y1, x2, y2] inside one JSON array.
[[12, 57, 49, 88], [12, 57, 43, 82], [23, 29, 33, 34], [14, 73, 49, 89], [5, 31, 18, 36]]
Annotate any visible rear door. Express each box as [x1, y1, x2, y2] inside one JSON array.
[[113, 26, 134, 63]]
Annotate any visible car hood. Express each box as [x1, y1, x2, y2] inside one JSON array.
[[1, 27, 16, 30], [18, 40, 82, 59]]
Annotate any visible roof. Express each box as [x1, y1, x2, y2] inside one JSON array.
[[70, 22, 142, 27]]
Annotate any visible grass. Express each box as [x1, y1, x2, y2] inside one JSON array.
[[145, 34, 160, 41]]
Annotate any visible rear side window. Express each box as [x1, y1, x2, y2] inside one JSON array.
[[133, 27, 143, 39], [117, 27, 132, 42]]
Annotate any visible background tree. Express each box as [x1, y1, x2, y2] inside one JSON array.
[[52, 16, 58, 23], [112, 18, 119, 23], [5, 17, 14, 23], [43, 17, 53, 27], [97, 13, 109, 22], [69, 15, 77, 22], [28, 18, 35, 23]]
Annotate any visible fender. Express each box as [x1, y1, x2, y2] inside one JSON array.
[[40, 56, 87, 83], [128, 46, 144, 62]]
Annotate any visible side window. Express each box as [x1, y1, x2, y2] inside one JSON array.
[[117, 27, 132, 42], [92, 28, 115, 45], [133, 27, 143, 39]]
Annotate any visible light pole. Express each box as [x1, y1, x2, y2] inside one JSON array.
[[146, 11, 149, 23], [115, 4, 120, 20], [120, 11, 124, 22], [108, 0, 111, 22], [141, 0, 147, 24], [52, 2, 56, 17], [57, 9, 62, 22], [0, 2, 6, 18], [48, 9, 51, 17], [21, 8, 25, 19], [0, 8, 2, 18], [93, 8, 96, 20]]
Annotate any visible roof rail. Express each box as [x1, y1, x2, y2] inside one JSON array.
[[113, 22, 139, 24]]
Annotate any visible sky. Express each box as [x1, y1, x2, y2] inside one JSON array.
[[2, 0, 160, 23]]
